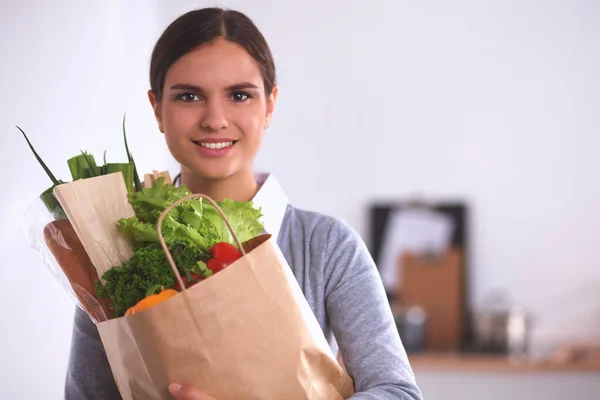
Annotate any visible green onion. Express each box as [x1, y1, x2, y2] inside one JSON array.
[[122, 113, 142, 192]]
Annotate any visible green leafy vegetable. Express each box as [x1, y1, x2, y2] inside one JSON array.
[[96, 245, 178, 317], [118, 178, 263, 252], [127, 176, 192, 224], [171, 243, 210, 275], [202, 198, 265, 245], [117, 216, 158, 247], [118, 213, 218, 254], [192, 260, 213, 278]]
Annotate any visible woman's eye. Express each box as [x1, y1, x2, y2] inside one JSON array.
[[176, 93, 200, 102], [230, 91, 251, 102]]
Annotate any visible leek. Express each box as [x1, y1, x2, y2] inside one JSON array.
[[17, 125, 62, 186], [16, 125, 66, 220], [67, 152, 98, 180], [105, 162, 134, 193]]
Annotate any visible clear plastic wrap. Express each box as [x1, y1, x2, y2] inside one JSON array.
[[17, 122, 140, 325], [22, 195, 112, 324]]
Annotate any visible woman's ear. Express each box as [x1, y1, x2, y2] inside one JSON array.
[[264, 86, 278, 129], [147, 90, 164, 133]]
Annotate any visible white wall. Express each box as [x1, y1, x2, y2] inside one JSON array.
[[0, 1, 164, 398], [1, 1, 598, 399], [159, 0, 600, 350]]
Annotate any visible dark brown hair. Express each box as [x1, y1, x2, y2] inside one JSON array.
[[149, 8, 276, 101]]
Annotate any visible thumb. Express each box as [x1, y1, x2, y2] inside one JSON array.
[[169, 383, 214, 400]]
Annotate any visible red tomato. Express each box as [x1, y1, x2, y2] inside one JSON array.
[[207, 258, 227, 274], [209, 242, 242, 265], [172, 273, 203, 291]]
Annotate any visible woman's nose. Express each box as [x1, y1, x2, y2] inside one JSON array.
[[200, 100, 229, 131]]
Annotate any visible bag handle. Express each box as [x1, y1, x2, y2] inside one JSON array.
[[156, 193, 247, 292]]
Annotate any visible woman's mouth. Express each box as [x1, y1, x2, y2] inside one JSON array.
[[192, 140, 237, 157]]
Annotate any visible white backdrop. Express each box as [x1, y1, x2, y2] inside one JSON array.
[[1, 1, 599, 399]]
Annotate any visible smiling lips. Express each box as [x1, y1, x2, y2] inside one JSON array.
[[192, 139, 237, 157], [195, 140, 234, 149]]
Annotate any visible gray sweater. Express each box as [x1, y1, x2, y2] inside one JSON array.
[[65, 205, 423, 399]]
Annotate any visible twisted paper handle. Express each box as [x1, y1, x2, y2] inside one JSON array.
[[155, 193, 247, 291]]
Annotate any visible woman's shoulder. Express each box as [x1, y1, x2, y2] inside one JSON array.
[[280, 204, 366, 252]]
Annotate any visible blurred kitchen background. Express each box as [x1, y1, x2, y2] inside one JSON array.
[[1, 1, 599, 399]]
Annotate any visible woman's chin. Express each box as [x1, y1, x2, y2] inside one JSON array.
[[186, 163, 240, 181]]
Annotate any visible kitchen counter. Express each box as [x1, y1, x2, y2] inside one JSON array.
[[408, 352, 600, 373]]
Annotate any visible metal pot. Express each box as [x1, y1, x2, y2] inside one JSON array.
[[472, 305, 530, 358]]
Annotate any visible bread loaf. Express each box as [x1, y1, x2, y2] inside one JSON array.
[[43, 219, 114, 321]]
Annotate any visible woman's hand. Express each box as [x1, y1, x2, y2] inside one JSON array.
[[169, 383, 217, 400]]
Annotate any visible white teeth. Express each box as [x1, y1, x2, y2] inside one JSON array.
[[198, 141, 234, 149]]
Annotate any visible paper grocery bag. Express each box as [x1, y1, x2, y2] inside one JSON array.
[[97, 194, 355, 400]]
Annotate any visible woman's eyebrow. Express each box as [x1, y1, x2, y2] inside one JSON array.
[[227, 82, 259, 91], [168, 82, 259, 92], [169, 83, 204, 92]]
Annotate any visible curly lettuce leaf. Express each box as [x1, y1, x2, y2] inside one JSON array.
[[117, 216, 158, 247], [203, 198, 264, 245], [123, 181, 264, 248], [117, 212, 220, 255], [127, 177, 191, 223], [161, 213, 218, 254]]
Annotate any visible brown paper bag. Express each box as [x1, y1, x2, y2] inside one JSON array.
[[97, 194, 355, 400]]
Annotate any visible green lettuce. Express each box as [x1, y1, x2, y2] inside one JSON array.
[[127, 177, 192, 224], [202, 198, 265, 245], [117, 216, 158, 247], [119, 177, 264, 251]]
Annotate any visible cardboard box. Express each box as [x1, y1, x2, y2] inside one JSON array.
[[399, 248, 464, 352]]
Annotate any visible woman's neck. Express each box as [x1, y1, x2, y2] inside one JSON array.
[[180, 167, 259, 202]]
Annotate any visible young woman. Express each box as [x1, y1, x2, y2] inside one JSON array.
[[65, 8, 422, 400]]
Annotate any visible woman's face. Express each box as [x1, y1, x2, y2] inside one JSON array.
[[149, 38, 277, 181]]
